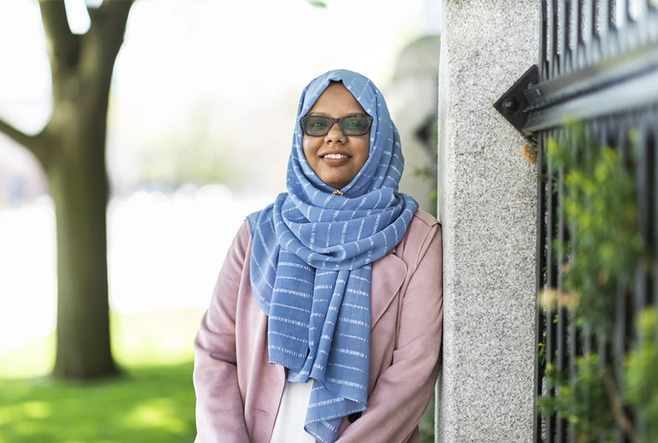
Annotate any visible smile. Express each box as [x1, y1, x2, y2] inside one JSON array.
[[322, 153, 350, 159]]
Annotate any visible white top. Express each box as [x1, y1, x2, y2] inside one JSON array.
[[270, 381, 316, 443]]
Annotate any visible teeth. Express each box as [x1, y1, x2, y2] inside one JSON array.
[[324, 154, 348, 159]]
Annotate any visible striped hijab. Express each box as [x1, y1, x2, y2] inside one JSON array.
[[247, 69, 418, 443]]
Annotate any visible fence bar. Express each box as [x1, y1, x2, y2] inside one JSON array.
[[600, 0, 611, 42], [614, 282, 629, 443], [555, 131, 568, 442], [534, 131, 548, 443], [635, 123, 650, 443], [562, 0, 572, 74], [541, 0, 550, 81], [565, 181, 576, 443], [653, 115, 658, 310], [584, 0, 595, 66], [598, 335, 610, 443], [574, 0, 581, 68], [552, 0, 560, 78], [614, 116, 632, 443], [645, 114, 656, 309], [599, 0, 615, 59], [636, 121, 649, 312], [638, 116, 653, 442], [546, 129, 558, 443], [556, 307, 568, 443], [624, 0, 632, 23], [568, 309, 577, 442]]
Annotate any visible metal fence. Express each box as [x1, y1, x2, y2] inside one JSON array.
[[494, 1, 658, 442]]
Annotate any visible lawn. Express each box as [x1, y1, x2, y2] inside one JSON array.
[[0, 308, 436, 442], [0, 309, 205, 443]]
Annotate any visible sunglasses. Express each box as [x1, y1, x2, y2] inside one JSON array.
[[299, 114, 373, 137]]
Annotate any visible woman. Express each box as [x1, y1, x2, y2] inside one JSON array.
[[193, 69, 442, 443]]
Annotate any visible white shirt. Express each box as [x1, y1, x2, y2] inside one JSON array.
[[269, 381, 316, 443]]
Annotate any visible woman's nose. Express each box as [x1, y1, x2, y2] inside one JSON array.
[[325, 122, 346, 142]]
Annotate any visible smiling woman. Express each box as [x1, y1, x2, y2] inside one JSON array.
[[301, 83, 371, 191], [193, 70, 443, 443]]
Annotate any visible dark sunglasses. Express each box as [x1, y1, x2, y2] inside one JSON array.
[[299, 115, 373, 137]]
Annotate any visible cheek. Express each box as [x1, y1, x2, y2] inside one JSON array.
[[356, 139, 370, 163], [301, 138, 312, 160], [302, 138, 320, 165]]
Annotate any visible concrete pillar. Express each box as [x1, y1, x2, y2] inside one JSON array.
[[436, 1, 539, 442]]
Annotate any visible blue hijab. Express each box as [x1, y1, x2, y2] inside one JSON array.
[[247, 69, 418, 443]]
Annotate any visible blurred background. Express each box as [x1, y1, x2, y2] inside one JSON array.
[[0, 0, 441, 441]]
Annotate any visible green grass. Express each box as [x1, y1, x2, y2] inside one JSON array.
[[0, 309, 206, 443], [0, 308, 438, 442]]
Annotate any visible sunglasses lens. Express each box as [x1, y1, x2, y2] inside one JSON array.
[[301, 115, 372, 136], [302, 117, 332, 136], [340, 116, 371, 136]]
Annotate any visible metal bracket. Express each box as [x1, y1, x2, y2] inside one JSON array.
[[493, 65, 539, 135]]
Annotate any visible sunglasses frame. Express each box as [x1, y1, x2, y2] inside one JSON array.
[[299, 114, 373, 137]]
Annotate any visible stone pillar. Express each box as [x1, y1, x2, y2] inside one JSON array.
[[436, 1, 539, 442]]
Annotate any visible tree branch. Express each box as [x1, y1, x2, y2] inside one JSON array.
[[39, 0, 82, 73], [90, 0, 134, 50], [0, 117, 37, 149], [86, 0, 134, 88], [603, 371, 638, 443], [0, 117, 46, 163], [96, 0, 135, 20]]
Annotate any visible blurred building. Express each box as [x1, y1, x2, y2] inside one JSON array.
[[0, 140, 46, 207], [386, 35, 441, 215]]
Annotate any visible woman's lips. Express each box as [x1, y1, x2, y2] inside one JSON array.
[[320, 153, 351, 166]]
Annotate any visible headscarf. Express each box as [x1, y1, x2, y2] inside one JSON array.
[[246, 69, 418, 443]]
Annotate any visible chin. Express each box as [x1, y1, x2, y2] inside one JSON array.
[[325, 180, 348, 189]]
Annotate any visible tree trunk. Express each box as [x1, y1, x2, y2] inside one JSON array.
[[49, 123, 116, 378], [0, 1, 133, 379], [40, 0, 132, 379]]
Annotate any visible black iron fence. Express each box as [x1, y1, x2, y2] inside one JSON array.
[[495, 1, 658, 442]]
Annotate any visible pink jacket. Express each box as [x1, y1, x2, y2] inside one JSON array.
[[193, 210, 443, 443]]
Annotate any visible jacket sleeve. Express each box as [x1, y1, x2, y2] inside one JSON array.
[[193, 221, 252, 443], [337, 223, 443, 443]]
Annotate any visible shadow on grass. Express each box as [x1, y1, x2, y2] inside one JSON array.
[[0, 309, 205, 442], [0, 361, 197, 443], [0, 308, 434, 442]]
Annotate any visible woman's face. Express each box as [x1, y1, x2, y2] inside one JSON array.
[[302, 82, 370, 191]]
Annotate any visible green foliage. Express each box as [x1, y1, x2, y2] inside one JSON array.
[[539, 123, 655, 442], [419, 392, 435, 443], [547, 126, 645, 337], [626, 308, 658, 442], [412, 122, 439, 217], [308, 0, 327, 7], [538, 356, 615, 442], [139, 130, 237, 190], [413, 166, 435, 181], [538, 342, 546, 365]]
